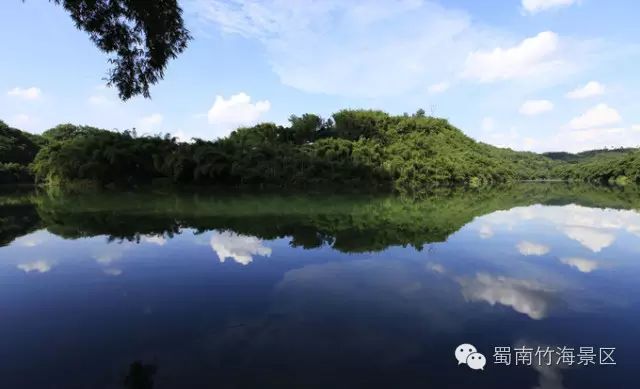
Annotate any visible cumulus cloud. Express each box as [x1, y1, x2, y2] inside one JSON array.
[[459, 273, 555, 320], [207, 92, 271, 138], [559, 257, 599, 273], [567, 103, 621, 130], [522, 0, 578, 14], [193, 1, 598, 97], [136, 113, 164, 132], [519, 99, 554, 116], [462, 31, 564, 83], [517, 241, 550, 256], [565, 81, 605, 99], [427, 81, 450, 94], [210, 231, 272, 265], [17, 260, 53, 273], [7, 86, 42, 100]]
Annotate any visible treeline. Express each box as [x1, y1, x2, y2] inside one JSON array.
[[1, 111, 639, 191]]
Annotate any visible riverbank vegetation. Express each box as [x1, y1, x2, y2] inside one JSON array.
[[1, 111, 639, 192]]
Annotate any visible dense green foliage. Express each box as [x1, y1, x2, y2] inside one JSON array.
[[0, 120, 43, 164], [24, 110, 563, 191], [0, 120, 44, 184], [3, 110, 640, 190], [552, 149, 640, 184]]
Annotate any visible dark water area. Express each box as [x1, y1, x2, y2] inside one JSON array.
[[1, 184, 639, 388]]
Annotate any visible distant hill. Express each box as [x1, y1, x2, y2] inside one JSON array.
[[544, 148, 638, 163]]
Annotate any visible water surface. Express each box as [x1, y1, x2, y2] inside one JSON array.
[[1, 184, 639, 388]]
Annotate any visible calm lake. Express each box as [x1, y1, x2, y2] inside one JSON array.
[[1, 184, 639, 388]]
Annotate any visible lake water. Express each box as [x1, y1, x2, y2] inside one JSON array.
[[1, 184, 639, 388]]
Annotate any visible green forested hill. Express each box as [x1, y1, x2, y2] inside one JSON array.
[[1, 110, 638, 190]]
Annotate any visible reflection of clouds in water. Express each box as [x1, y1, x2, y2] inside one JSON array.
[[210, 231, 271, 265], [478, 224, 494, 239], [13, 230, 49, 247], [559, 257, 599, 273], [104, 268, 123, 276], [92, 245, 126, 265], [517, 241, 550, 256], [17, 260, 53, 273], [141, 235, 166, 246], [561, 226, 615, 253], [478, 204, 640, 252], [426, 262, 446, 274], [533, 364, 565, 389], [458, 273, 555, 320]]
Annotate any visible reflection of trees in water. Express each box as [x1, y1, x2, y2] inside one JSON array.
[[0, 194, 41, 247], [2, 183, 640, 252]]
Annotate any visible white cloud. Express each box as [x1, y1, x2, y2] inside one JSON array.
[[522, 0, 578, 14], [207, 92, 271, 138], [567, 103, 621, 130], [194, 2, 598, 96], [7, 86, 42, 100], [566, 81, 605, 99], [633, 124, 640, 132], [559, 257, 599, 273], [519, 99, 554, 116], [210, 231, 272, 265], [193, 1, 498, 97], [547, 126, 640, 153], [136, 113, 164, 132], [459, 273, 555, 320], [481, 117, 495, 131], [428, 81, 450, 94], [517, 241, 550, 256], [17, 260, 52, 273], [462, 31, 564, 83]]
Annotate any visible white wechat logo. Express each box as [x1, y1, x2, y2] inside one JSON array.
[[455, 343, 486, 370]]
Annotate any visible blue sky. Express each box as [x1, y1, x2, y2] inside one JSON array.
[[1, 0, 640, 152]]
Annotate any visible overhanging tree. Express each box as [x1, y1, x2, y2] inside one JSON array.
[[49, 0, 191, 100]]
